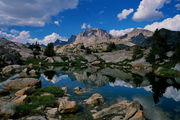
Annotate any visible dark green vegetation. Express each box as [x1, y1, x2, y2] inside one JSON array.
[[144, 29, 180, 76], [29, 42, 41, 58], [44, 43, 56, 57], [132, 45, 143, 60], [145, 72, 180, 104], [146, 29, 180, 65], [14, 86, 63, 116]]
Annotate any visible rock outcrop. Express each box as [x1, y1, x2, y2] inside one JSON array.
[[85, 93, 104, 106], [58, 98, 78, 113], [0, 38, 33, 66], [92, 100, 144, 120], [4, 78, 41, 89]]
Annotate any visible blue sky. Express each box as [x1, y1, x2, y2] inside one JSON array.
[[0, 0, 179, 44]]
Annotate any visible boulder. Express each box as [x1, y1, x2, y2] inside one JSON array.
[[91, 61, 101, 66], [173, 63, 180, 71], [2, 65, 21, 74], [4, 78, 41, 89], [46, 108, 58, 118], [53, 56, 64, 63], [29, 69, 36, 76], [28, 63, 33, 68], [45, 57, 54, 63], [84, 55, 97, 62], [92, 100, 144, 120], [15, 87, 33, 97], [74, 86, 89, 95], [26, 116, 46, 120], [58, 98, 78, 113], [22, 68, 28, 74], [0, 100, 16, 117], [12, 95, 27, 104], [62, 87, 68, 93], [74, 86, 82, 91], [85, 93, 104, 106]]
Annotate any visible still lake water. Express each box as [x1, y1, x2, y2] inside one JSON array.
[[39, 67, 180, 120]]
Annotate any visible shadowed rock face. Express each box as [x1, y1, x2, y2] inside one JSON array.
[[118, 28, 153, 47], [0, 38, 33, 59], [0, 38, 33, 66]]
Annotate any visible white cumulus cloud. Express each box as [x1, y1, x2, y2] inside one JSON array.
[[0, 30, 67, 45], [133, 0, 169, 21], [0, 0, 79, 26], [144, 14, 180, 31], [81, 23, 91, 29], [175, 4, 180, 10], [117, 8, 134, 20], [109, 28, 134, 37], [54, 21, 60, 25]]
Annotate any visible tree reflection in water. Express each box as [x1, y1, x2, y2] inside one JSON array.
[[146, 72, 180, 104]]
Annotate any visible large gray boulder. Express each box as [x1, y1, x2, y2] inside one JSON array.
[[4, 78, 41, 89]]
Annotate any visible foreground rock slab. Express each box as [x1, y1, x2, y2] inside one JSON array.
[[92, 100, 144, 120], [0, 100, 16, 117], [4, 78, 41, 89]]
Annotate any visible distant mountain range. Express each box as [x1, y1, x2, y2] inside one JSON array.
[[53, 35, 76, 46], [73, 28, 153, 47]]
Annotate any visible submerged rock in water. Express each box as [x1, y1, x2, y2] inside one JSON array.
[[58, 97, 78, 113], [85, 93, 104, 106], [92, 100, 144, 120], [74, 86, 90, 95], [3, 78, 41, 89]]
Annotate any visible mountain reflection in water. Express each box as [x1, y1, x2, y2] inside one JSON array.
[[39, 67, 180, 120]]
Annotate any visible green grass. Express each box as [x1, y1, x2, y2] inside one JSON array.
[[15, 95, 57, 115], [33, 86, 64, 97], [14, 86, 63, 116], [158, 68, 179, 77]]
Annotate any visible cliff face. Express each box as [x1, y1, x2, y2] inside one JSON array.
[[75, 28, 114, 47], [0, 38, 33, 66]]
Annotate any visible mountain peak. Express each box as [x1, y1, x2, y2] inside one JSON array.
[[75, 28, 112, 46]]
